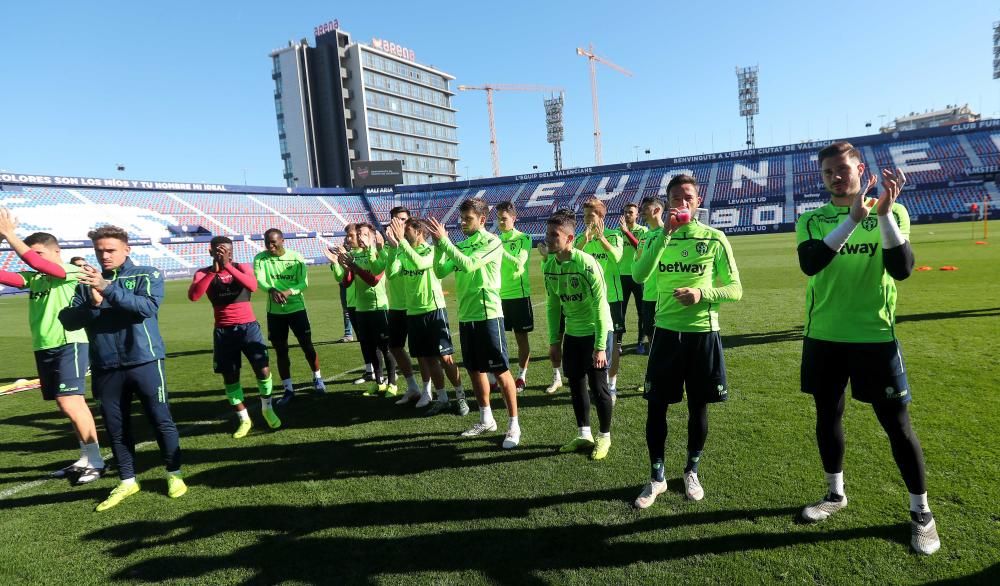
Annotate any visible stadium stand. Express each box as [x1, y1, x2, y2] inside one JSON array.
[[1, 124, 997, 286]]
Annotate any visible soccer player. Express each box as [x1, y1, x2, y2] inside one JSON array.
[[631, 175, 742, 509], [535, 241, 567, 394], [542, 210, 615, 460], [188, 237, 281, 438], [574, 198, 625, 400], [796, 141, 939, 555], [0, 209, 105, 484], [382, 207, 422, 399], [635, 197, 664, 356], [327, 223, 397, 397], [427, 199, 521, 448], [618, 203, 648, 352], [384, 216, 468, 415], [253, 228, 324, 405], [59, 225, 186, 511], [495, 201, 533, 391], [333, 224, 374, 385]]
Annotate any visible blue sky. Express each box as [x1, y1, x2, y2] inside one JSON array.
[[2, 0, 998, 186]]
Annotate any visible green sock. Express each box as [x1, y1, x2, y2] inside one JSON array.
[[224, 382, 244, 406], [258, 377, 273, 408]]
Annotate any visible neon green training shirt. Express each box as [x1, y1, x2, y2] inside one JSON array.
[[434, 228, 504, 323], [618, 223, 648, 277], [498, 228, 532, 300], [632, 219, 742, 332], [253, 248, 309, 315], [796, 201, 910, 343], [380, 246, 408, 311], [542, 249, 613, 350], [636, 227, 663, 302], [574, 228, 624, 303], [389, 240, 447, 315], [16, 263, 89, 350]]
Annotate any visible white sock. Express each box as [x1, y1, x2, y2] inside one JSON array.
[[454, 383, 466, 399], [261, 396, 272, 409], [481, 405, 494, 424], [826, 471, 845, 496], [83, 441, 104, 467], [406, 375, 419, 392], [579, 426, 593, 439], [518, 365, 528, 380], [436, 387, 449, 402], [74, 442, 89, 467], [597, 431, 610, 439], [553, 368, 562, 382], [167, 469, 182, 477], [313, 370, 322, 380], [121, 477, 137, 486], [282, 378, 293, 392], [509, 415, 520, 431], [909, 492, 930, 513], [609, 375, 618, 391], [423, 379, 433, 396], [237, 409, 250, 422], [365, 364, 374, 378]]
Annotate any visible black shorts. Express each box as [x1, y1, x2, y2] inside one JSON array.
[[213, 322, 269, 375], [501, 297, 534, 333], [408, 309, 455, 358], [267, 310, 312, 344], [643, 328, 728, 405], [35, 343, 88, 400], [801, 337, 912, 405], [388, 309, 408, 348], [458, 318, 510, 374], [562, 331, 614, 379], [354, 309, 390, 345], [609, 300, 626, 335], [641, 300, 657, 337]]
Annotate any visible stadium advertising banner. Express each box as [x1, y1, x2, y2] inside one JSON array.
[[351, 161, 403, 187]]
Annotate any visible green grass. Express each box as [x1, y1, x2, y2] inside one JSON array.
[[0, 221, 997, 585]]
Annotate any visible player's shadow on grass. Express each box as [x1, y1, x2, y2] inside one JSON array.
[[896, 306, 1000, 324], [181, 432, 558, 488], [80, 496, 909, 584], [722, 329, 802, 348]]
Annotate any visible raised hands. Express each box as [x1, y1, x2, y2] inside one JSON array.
[[876, 168, 907, 217], [426, 217, 448, 242], [0, 207, 17, 239], [848, 172, 880, 223]]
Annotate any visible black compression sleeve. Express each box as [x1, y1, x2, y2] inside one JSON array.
[[797, 240, 837, 276], [883, 242, 915, 281]]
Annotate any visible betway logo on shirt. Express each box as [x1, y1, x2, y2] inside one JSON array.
[[401, 268, 425, 277], [560, 292, 584, 302], [276, 274, 298, 281], [658, 261, 706, 274], [29, 289, 51, 301], [839, 242, 879, 257]]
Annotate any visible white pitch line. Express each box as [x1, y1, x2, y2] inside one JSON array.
[[0, 364, 366, 501]]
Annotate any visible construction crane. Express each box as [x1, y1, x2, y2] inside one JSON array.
[[457, 84, 565, 177], [575, 43, 633, 165]]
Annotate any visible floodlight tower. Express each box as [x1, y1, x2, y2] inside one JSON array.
[[544, 93, 565, 171], [458, 84, 565, 177], [576, 43, 633, 165], [993, 21, 1000, 79], [736, 65, 760, 149]]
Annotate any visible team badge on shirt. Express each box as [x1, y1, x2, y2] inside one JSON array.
[[862, 217, 878, 231], [570, 277, 579, 289], [696, 242, 709, 255]]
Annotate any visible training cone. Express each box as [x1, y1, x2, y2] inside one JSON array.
[[939, 266, 959, 271], [915, 266, 932, 271]]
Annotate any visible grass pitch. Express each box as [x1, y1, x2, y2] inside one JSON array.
[[0, 221, 997, 584]]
